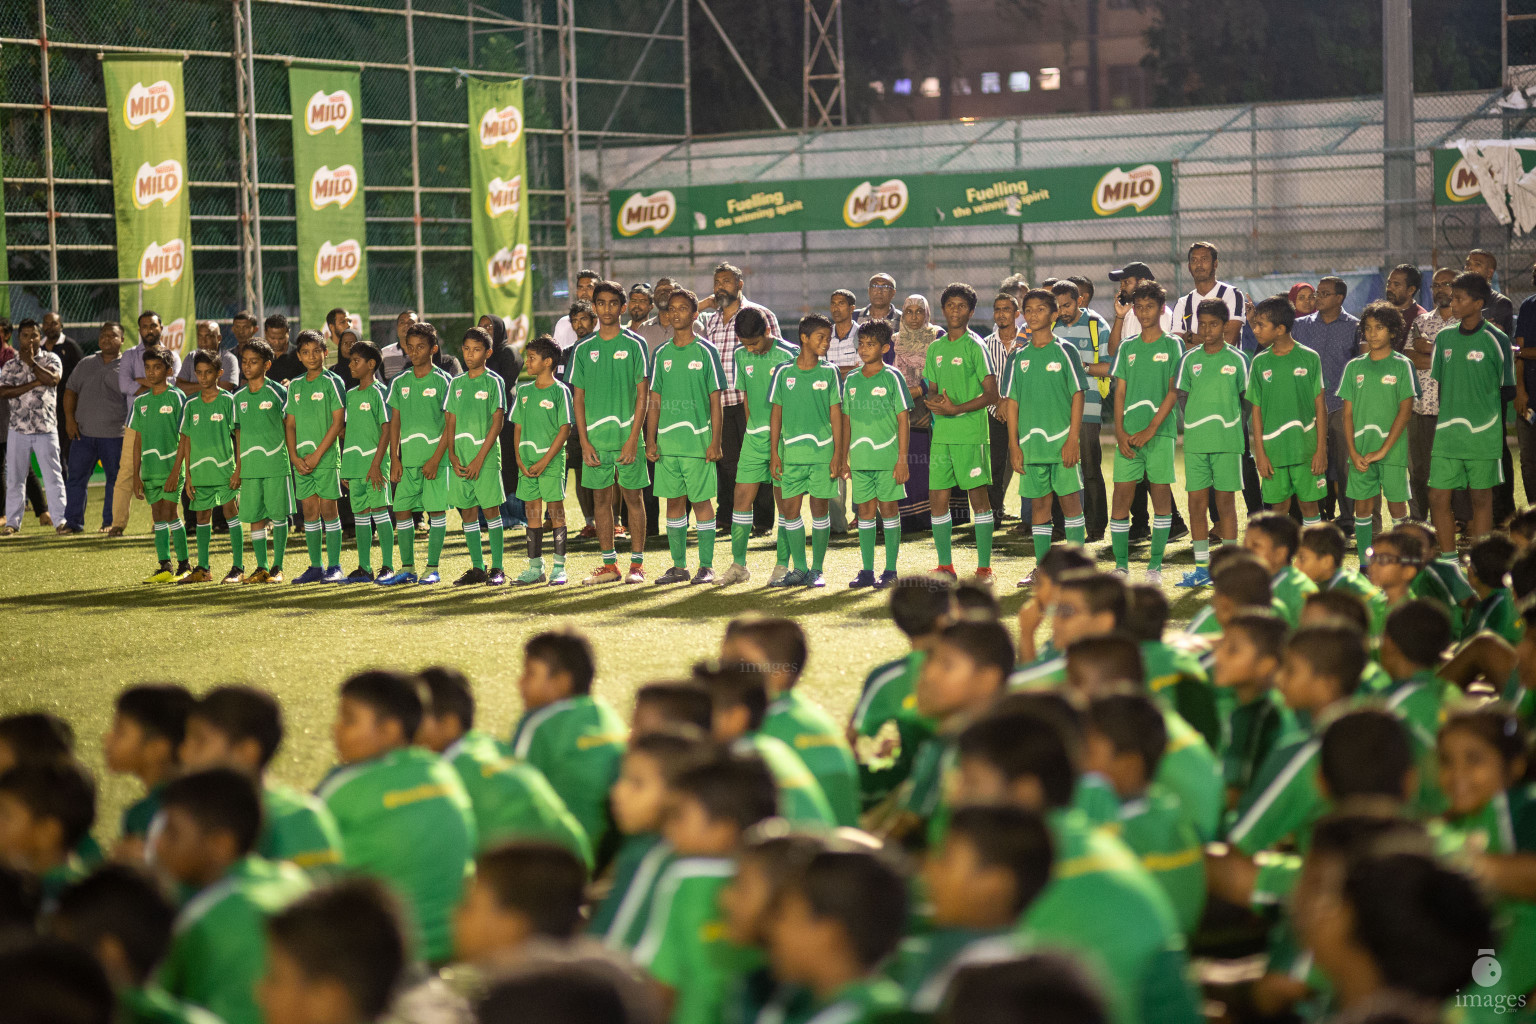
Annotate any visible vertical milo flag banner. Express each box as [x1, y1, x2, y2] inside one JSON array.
[[468, 77, 531, 347], [289, 67, 369, 336], [103, 56, 194, 351]]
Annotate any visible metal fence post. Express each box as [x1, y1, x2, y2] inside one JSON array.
[[242, 0, 266, 321], [38, 0, 59, 315], [405, 0, 426, 317]]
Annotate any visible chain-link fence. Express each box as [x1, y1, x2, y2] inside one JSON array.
[[1, 0, 685, 348]]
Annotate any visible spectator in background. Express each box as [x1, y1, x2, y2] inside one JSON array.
[[1001, 272, 1029, 331], [266, 314, 304, 384], [1052, 279, 1112, 540], [1169, 242, 1244, 346], [553, 269, 599, 354], [62, 321, 126, 534], [0, 317, 12, 366], [0, 318, 47, 527], [1466, 249, 1515, 334], [627, 284, 667, 353], [1293, 276, 1360, 524], [378, 309, 416, 380], [704, 261, 782, 537], [324, 306, 352, 346], [1375, 263, 1427, 353], [1106, 261, 1172, 347], [983, 292, 1024, 526], [174, 320, 238, 394], [110, 310, 177, 537], [1405, 269, 1457, 521], [827, 288, 861, 374], [856, 273, 901, 336], [224, 309, 256, 356], [894, 294, 940, 530], [1514, 260, 1536, 507], [332, 327, 360, 392], [1288, 282, 1316, 317], [0, 320, 66, 535], [40, 313, 83, 471]]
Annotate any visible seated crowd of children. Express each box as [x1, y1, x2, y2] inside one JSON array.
[[3, 510, 1536, 1024]]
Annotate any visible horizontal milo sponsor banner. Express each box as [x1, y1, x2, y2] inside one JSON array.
[[610, 161, 1172, 238], [1431, 146, 1536, 207]]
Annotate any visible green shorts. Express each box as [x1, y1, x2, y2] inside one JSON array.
[[1185, 451, 1243, 492], [345, 476, 392, 511], [1260, 462, 1327, 505], [779, 460, 837, 500], [239, 475, 295, 524], [1019, 461, 1083, 499], [449, 459, 507, 510], [1428, 454, 1503, 491], [737, 432, 772, 485], [190, 485, 237, 512], [580, 447, 650, 491], [851, 468, 906, 504], [142, 475, 174, 503], [653, 455, 717, 502], [516, 455, 568, 503], [1347, 460, 1411, 503], [930, 442, 991, 490], [393, 465, 451, 513], [294, 465, 342, 501], [1113, 433, 1176, 484]]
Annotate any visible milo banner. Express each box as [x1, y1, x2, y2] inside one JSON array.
[[1432, 146, 1536, 207], [289, 67, 369, 337], [468, 77, 531, 347], [103, 56, 194, 351], [610, 162, 1173, 239]]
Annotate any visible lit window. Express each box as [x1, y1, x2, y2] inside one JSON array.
[[980, 72, 1001, 94], [1008, 71, 1031, 93], [1039, 67, 1061, 91], [868, 80, 885, 96], [920, 76, 941, 98], [952, 77, 972, 96], [894, 78, 912, 95]]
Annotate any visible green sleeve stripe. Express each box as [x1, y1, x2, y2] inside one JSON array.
[[1227, 740, 1319, 846]]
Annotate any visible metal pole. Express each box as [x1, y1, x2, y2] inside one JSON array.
[[801, 0, 809, 129], [695, 0, 788, 130], [683, 0, 695, 282], [231, 0, 252, 312], [1382, 0, 1417, 268], [405, 0, 427, 316], [834, 0, 846, 125], [242, 0, 266, 321], [38, 0, 59, 315]]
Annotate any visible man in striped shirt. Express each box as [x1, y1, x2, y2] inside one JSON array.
[[1169, 242, 1245, 347], [1053, 280, 1113, 540]]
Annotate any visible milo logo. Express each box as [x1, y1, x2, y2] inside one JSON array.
[[133, 159, 183, 210], [161, 318, 187, 352], [488, 244, 528, 288], [486, 175, 522, 219], [315, 239, 362, 285], [305, 89, 354, 135], [478, 105, 523, 148], [124, 80, 175, 129], [1445, 157, 1480, 203], [139, 239, 186, 289], [843, 179, 909, 227], [310, 164, 358, 210], [1092, 164, 1163, 216], [617, 190, 677, 236]]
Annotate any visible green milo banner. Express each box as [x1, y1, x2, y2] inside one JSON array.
[[289, 67, 369, 338], [610, 162, 1173, 239], [468, 77, 531, 347], [1431, 147, 1536, 207], [104, 56, 194, 351]]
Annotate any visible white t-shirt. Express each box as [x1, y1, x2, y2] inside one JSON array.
[[1169, 281, 1246, 336], [553, 316, 580, 352], [1116, 304, 1173, 341]]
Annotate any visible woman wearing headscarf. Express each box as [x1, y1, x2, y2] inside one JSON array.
[[331, 327, 360, 390], [893, 295, 943, 531], [479, 314, 529, 529], [1288, 282, 1316, 317]]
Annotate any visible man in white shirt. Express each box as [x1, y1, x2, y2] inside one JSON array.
[[553, 269, 600, 353], [827, 288, 861, 373], [1168, 242, 1245, 346], [1106, 261, 1172, 349], [377, 309, 416, 381]]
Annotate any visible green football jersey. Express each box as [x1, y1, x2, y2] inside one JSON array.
[[315, 746, 477, 963], [157, 855, 311, 1024], [442, 730, 593, 866], [922, 329, 996, 444], [1336, 351, 1418, 463], [735, 339, 798, 435], [1175, 344, 1250, 454], [1222, 689, 1300, 797], [568, 330, 652, 450], [1439, 785, 1536, 996], [1409, 568, 1467, 637], [763, 690, 861, 827], [120, 986, 224, 1024], [649, 336, 726, 458], [510, 379, 574, 464], [632, 856, 736, 1024], [259, 782, 344, 874], [1142, 640, 1221, 753], [1155, 709, 1223, 843], [1227, 730, 1323, 855], [283, 371, 346, 469], [1431, 320, 1515, 461], [128, 387, 187, 480], [233, 380, 289, 479], [1110, 333, 1183, 437], [850, 651, 935, 808], [1383, 669, 1448, 815], [341, 381, 390, 480], [386, 366, 452, 469], [509, 695, 627, 855], [769, 360, 843, 464], [1272, 566, 1318, 628], [842, 363, 912, 472], [759, 977, 906, 1024], [1467, 588, 1524, 645], [122, 783, 166, 841], [743, 733, 837, 827], [1118, 783, 1207, 937], [1249, 342, 1324, 466], [1328, 568, 1389, 636], [893, 928, 1022, 1013], [446, 368, 507, 469], [1001, 339, 1088, 462], [178, 391, 237, 487], [590, 832, 668, 947]]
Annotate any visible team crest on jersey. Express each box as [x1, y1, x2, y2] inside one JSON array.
[[1468, 350, 1485, 362], [1293, 367, 1308, 377], [239, 402, 248, 412], [813, 380, 829, 390], [663, 360, 673, 371], [1191, 363, 1203, 376], [1221, 364, 1237, 375], [1020, 360, 1030, 372], [1356, 374, 1365, 386], [1262, 369, 1273, 381], [192, 413, 200, 424], [590, 351, 599, 362], [1047, 361, 1061, 372], [1382, 375, 1397, 385], [688, 360, 703, 370], [402, 386, 411, 397], [744, 365, 755, 376], [872, 386, 887, 396], [540, 399, 554, 409], [786, 377, 797, 389]]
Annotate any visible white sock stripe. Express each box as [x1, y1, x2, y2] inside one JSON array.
[[1356, 517, 1373, 525], [305, 521, 322, 532], [1110, 521, 1131, 532], [153, 522, 168, 531], [811, 517, 831, 529], [975, 511, 994, 523], [932, 513, 952, 525], [1065, 516, 1085, 526], [463, 523, 481, 533], [374, 512, 393, 526], [1033, 525, 1052, 534], [858, 519, 877, 529], [1152, 516, 1172, 527], [486, 517, 503, 530], [668, 517, 690, 528], [323, 520, 341, 530], [169, 520, 184, 531], [785, 518, 805, 531], [697, 520, 716, 531], [732, 512, 754, 524], [602, 549, 617, 559], [229, 520, 243, 529], [251, 529, 267, 540], [429, 516, 448, 527], [883, 517, 900, 528]]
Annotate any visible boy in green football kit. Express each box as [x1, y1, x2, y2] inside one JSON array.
[[233, 339, 292, 583], [166, 351, 241, 584], [1249, 295, 1327, 527], [283, 331, 346, 584], [1338, 302, 1419, 557], [509, 337, 574, 586], [381, 323, 454, 586], [922, 282, 999, 583], [720, 307, 797, 586], [1108, 282, 1183, 581], [444, 327, 508, 587], [1428, 271, 1516, 556], [841, 320, 911, 588], [127, 347, 190, 582], [571, 280, 653, 584], [647, 288, 726, 585], [1175, 300, 1250, 588], [340, 340, 394, 583], [769, 314, 845, 588], [1004, 288, 1088, 579]]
